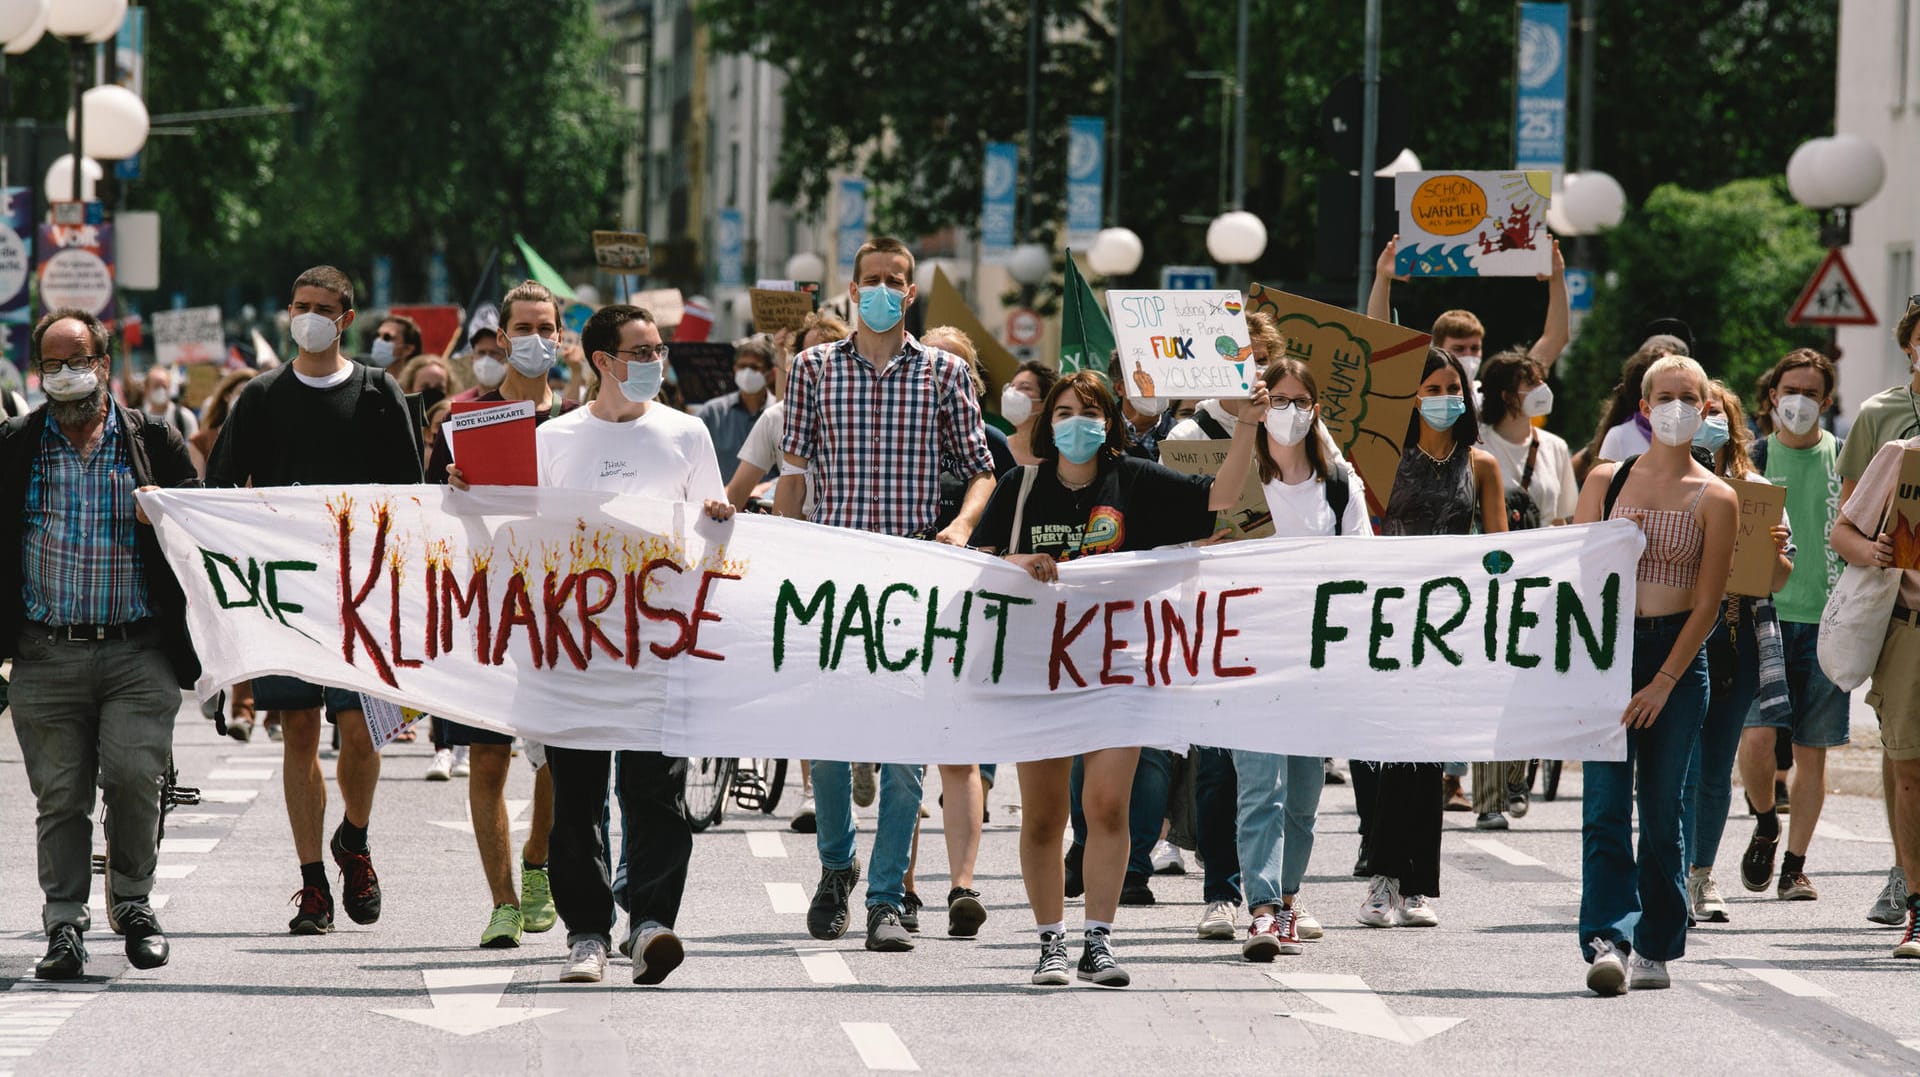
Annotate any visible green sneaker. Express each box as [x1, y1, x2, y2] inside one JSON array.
[[521, 866, 556, 933], [480, 903, 523, 948]]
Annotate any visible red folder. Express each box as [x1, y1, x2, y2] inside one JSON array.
[[446, 400, 538, 486]]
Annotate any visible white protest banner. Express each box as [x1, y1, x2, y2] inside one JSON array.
[[139, 486, 1641, 764], [1105, 290, 1255, 401], [1393, 170, 1552, 277], [151, 305, 224, 365]]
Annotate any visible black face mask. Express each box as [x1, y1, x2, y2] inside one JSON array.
[[419, 387, 446, 412]]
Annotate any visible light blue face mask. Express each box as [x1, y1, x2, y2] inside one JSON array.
[[858, 285, 906, 333], [1052, 415, 1108, 465], [616, 357, 664, 403], [1693, 414, 1730, 452], [1419, 394, 1467, 431]]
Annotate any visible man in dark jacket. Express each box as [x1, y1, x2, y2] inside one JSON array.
[[2, 308, 200, 979]]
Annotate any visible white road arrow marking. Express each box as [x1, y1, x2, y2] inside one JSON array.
[[430, 799, 531, 836], [1463, 837, 1546, 866], [1271, 973, 1464, 1045], [1720, 957, 1836, 998], [372, 968, 559, 1036]]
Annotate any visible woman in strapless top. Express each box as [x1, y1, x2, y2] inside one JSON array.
[[1569, 354, 1738, 998]]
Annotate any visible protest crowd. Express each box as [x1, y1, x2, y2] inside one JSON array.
[[18, 227, 1920, 1006]]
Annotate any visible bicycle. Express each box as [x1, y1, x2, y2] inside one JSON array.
[[679, 757, 789, 832], [92, 754, 200, 935]]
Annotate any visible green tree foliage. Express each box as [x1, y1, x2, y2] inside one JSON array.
[[1554, 178, 1828, 450]]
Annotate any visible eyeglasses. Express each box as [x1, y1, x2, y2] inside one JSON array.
[[609, 345, 669, 362], [1270, 396, 1315, 411], [37, 354, 103, 376]]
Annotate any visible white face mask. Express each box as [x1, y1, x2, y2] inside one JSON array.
[[470, 355, 507, 388], [1128, 393, 1167, 417], [1454, 352, 1481, 384], [507, 333, 558, 378], [1649, 399, 1704, 447], [1000, 386, 1034, 426], [43, 366, 100, 402], [1521, 383, 1553, 418], [289, 311, 343, 354], [368, 337, 396, 367], [1773, 393, 1821, 436], [1263, 402, 1315, 447], [145, 387, 170, 411], [735, 367, 767, 395]]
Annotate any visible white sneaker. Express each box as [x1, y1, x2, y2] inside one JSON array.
[[450, 745, 471, 778], [1291, 902, 1324, 940], [1628, 952, 1670, 990], [1150, 840, 1188, 876], [1357, 876, 1399, 927], [1397, 893, 1438, 927], [1688, 866, 1728, 923], [631, 922, 685, 986], [1586, 938, 1628, 996], [1197, 900, 1238, 939], [425, 749, 453, 782], [560, 938, 608, 983]]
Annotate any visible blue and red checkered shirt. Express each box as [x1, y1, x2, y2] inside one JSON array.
[[22, 407, 150, 625], [780, 333, 995, 536]]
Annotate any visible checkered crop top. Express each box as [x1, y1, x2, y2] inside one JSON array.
[[1609, 482, 1707, 589]]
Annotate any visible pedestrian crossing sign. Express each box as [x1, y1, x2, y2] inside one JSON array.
[[1787, 249, 1877, 327]]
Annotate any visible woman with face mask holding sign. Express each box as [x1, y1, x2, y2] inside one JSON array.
[[1351, 348, 1505, 933], [1571, 354, 1736, 997], [968, 370, 1265, 988]]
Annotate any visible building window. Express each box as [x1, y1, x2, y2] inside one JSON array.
[[1889, 246, 1914, 367], [1900, 0, 1913, 109]]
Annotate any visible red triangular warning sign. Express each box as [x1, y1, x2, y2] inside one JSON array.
[[1787, 249, 1877, 328]]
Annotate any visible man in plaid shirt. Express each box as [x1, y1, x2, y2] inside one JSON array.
[[777, 235, 997, 953]]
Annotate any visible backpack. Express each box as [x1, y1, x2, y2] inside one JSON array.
[[1325, 467, 1351, 536], [1602, 454, 1639, 519], [1191, 408, 1230, 439]]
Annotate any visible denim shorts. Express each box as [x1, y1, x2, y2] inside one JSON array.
[[251, 675, 362, 723], [1742, 620, 1850, 748]]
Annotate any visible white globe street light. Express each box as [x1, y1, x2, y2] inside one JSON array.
[[784, 251, 826, 283], [1373, 148, 1423, 178], [43, 154, 101, 204], [81, 0, 124, 43], [66, 83, 148, 159], [1087, 227, 1144, 278], [1008, 243, 1052, 286], [1206, 210, 1267, 266], [1787, 134, 1886, 247], [0, 0, 47, 46], [1560, 170, 1627, 234], [2, 0, 45, 54], [46, 0, 118, 38]]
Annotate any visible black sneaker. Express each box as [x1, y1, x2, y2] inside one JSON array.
[[34, 924, 86, 980], [119, 902, 170, 969], [1741, 827, 1779, 893], [288, 886, 335, 935], [1063, 843, 1086, 900], [1032, 931, 1072, 985], [947, 887, 987, 938], [1119, 872, 1156, 907], [806, 861, 861, 941], [1077, 928, 1130, 987], [1352, 842, 1371, 879], [330, 829, 382, 924], [865, 905, 914, 952], [899, 891, 922, 933]]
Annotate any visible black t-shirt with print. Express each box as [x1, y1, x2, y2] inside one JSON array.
[[969, 455, 1214, 561]]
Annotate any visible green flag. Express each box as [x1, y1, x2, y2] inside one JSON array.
[[1059, 252, 1115, 379], [511, 234, 576, 302]]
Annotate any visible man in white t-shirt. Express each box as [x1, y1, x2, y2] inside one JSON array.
[[534, 303, 732, 988]]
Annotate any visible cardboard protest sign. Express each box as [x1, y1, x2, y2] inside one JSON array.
[[1725, 478, 1788, 597], [925, 266, 1018, 391], [1889, 448, 1920, 571], [1393, 171, 1552, 277], [1244, 284, 1432, 516], [1105, 290, 1254, 401], [182, 362, 221, 409], [1159, 438, 1274, 541], [749, 288, 815, 332], [591, 230, 650, 271], [635, 288, 684, 329], [151, 305, 224, 365], [668, 341, 737, 404]]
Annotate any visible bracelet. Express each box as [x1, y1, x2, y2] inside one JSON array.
[[1654, 670, 1677, 684]]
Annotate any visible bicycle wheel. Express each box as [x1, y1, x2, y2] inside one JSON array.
[[1542, 760, 1564, 801], [757, 758, 788, 815], [681, 757, 734, 832]]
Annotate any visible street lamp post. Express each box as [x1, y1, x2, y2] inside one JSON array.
[[1787, 134, 1886, 250], [46, 0, 126, 203]]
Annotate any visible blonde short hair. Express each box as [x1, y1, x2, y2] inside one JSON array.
[[1641, 354, 1709, 400]]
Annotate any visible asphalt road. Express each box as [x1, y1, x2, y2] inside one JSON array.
[[0, 696, 1916, 1076]]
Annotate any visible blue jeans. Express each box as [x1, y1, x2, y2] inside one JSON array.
[[1231, 751, 1325, 908], [1682, 610, 1757, 872], [1581, 612, 1710, 963], [1194, 746, 1242, 903], [1745, 620, 1851, 748], [811, 760, 925, 912], [1071, 747, 1171, 878]]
